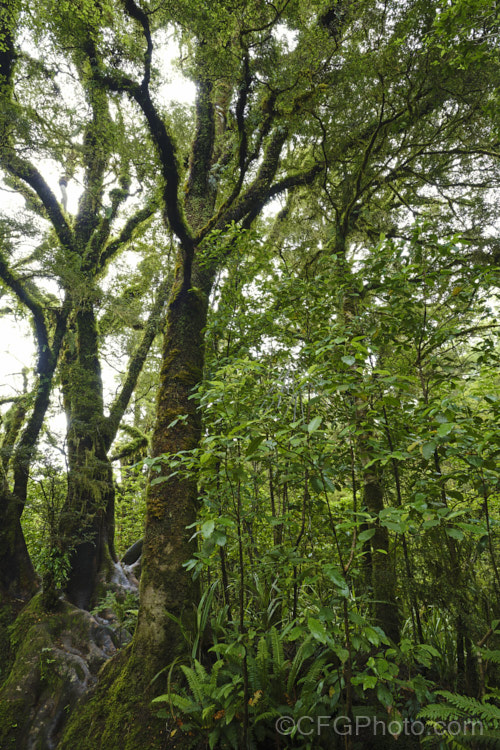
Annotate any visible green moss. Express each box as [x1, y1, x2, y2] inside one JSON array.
[[59, 645, 178, 750], [0, 594, 113, 749], [0, 605, 14, 684], [175, 368, 202, 386]]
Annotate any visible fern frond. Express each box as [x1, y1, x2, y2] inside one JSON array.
[[287, 637, 312, 695], [180, 664, 205, 703], [299, 656, 328, 693], [270, 627, 284, 673], [193, 658, 208, 682], [167, 693, 199, 713], [481, 649, 500, 665], [436, 691, 500, 726]]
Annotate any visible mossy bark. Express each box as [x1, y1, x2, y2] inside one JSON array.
[[134, 266, 211, 667], [0, 487, 37, 606], [362, 469, 400, 643], [59, 266, 212, 750], [0, 594, 117, 750], [59, 303, 116, 610]]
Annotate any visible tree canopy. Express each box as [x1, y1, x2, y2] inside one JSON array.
[[1, 0, 500, 748]]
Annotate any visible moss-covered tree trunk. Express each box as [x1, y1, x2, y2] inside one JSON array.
[[0, 489, 36, 605], [133, 265, 211, 667], [59, 302, 116, 610], [0, 395, 37, 605]]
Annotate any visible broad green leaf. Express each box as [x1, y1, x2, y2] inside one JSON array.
[[445, 528, 464, 541], [437, 422, 454, 437], [358, 528, 376, 543], [307, 416, 322, 433], [362, 675, 377, 690], [246, 435, 265, 456], [377, 683, 393, 707], [308, 617, 327, 644], [421, 442, 436, 460], [324, 567, 349, 597], [341, 355, 356, 366], [201, 520, 215, 538]]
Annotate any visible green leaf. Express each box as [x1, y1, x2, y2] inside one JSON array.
[[324, 567, 349, 597], [201, 520, 215, 539], [213, 530, 227, 546], [307, 416, 322, 433], [310, 475, 324, 493], [381, 520, 404, 533], [437, 422, 454, 437], [445, 528, 464, 541], [308, 617, 327, 644], [377, 683, 393, 707], [363, 675, 377, 690], [358, 528, 376, 543], [341, 355, 356, 366], [422, 442, 436, 460], [246, 436, 265, 456]]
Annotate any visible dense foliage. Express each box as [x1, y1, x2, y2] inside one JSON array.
[[0, 0, 499, 748]]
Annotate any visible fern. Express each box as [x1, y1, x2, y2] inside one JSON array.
[[270, 626, 285, 674], [158, 693, 195, 713], [180, 663, 205, 704], [255, 634, 269, 689], [286, 637, 313, 696], [299, 655, 328, 694], [419, 690, 500, 748], [436, 691, 500, 726], [481, 649, 500, 665]]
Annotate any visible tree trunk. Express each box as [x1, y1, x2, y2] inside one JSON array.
[[133, 267, 211, 668], [362, 467, 400, 642], [0, 487, 37, 605], [59, 303, 116, 610], [59, 267, 213, 750]]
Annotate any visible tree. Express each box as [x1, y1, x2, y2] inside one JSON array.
[[0, 0, 173, 610], [1, 0, 499, 748]]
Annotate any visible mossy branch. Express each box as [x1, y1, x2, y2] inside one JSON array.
[[185, 76, 216, 223], [104, 274, 171, 449], [98, 199, 157, 273], [211, 127, 288, 232], [1, 153, 74, 252], [116, 0, 194, 264], [75, 40, 113, 255]]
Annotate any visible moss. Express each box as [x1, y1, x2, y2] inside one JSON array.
[[174, 368, 202, 386], [0, 605, 15, 685], [59, 645, 183, 750], [0, 594, 116, 749]]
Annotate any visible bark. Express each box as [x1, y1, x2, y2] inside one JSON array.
[[362, 466, 400, 642], [59, 303, 115, 610], [0, 488, 37, 604], [59, 272, 170, 610], [133, 264, 212, 667], [58, 266, 213, 750]]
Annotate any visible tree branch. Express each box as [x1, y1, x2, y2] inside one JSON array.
[[104, 274, 171, 449], [2, 152, 74, 251], [98, 200, 157, 272]]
